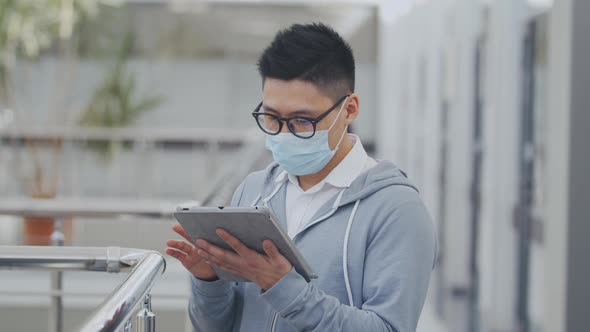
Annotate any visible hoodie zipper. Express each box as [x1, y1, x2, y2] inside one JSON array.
[[270, 312, 279, 332]]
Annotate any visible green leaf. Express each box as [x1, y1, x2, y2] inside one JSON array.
[[78, 30, 165, 162]]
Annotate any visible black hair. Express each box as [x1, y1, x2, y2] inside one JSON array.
[[257, 23, 355, 100]]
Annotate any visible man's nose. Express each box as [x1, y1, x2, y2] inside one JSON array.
[[280, 122, 291, 134]]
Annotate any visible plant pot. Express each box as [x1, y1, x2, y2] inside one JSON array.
[[23, 216, 73, 246], [23, 194, 73, 246], [23, 216, 51, 246]]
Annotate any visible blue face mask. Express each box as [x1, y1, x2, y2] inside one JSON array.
[[265, 98, 349, 176]]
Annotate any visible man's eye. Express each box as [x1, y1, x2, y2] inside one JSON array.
[[294, 119, 310, 125]]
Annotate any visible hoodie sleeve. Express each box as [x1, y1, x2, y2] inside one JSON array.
[[188, 178, 248, 332], [260, 200, 436, 332]]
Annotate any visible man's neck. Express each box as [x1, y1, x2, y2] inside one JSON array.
[[297, 135, 354, 191]]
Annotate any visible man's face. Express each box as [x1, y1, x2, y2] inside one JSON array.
[[261, 78, 354, 149]]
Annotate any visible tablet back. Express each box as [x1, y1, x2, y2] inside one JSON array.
[[173, 206, 317, 282]]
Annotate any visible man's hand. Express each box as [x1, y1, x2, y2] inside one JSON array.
[[195, 228, 292, 290], [166, 223, 218, 281]]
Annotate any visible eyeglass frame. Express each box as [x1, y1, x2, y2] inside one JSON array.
[[251, 94, 350, 139]]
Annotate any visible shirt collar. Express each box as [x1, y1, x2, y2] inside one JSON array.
[[274, 134, 369, 191]]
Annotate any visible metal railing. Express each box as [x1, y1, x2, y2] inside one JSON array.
[[0, 131, 270, 331], [0, 245, 166, 332], [0, 126, 260, 200], [0, 126, 249, 145], [0, 198, 181, 332], [0, 197, 182, 219]]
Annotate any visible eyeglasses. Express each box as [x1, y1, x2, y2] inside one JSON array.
[[251, 95, 349, 139]]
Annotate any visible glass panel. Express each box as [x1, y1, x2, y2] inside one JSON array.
[[287, 118, 314, 137], [256, 114, 281, 134]]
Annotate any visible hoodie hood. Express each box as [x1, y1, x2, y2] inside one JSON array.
[[258, 160, 417, 209], [339, 160, 417, 206]]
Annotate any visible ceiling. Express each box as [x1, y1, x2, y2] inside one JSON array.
[[120, 0, 378, 62]]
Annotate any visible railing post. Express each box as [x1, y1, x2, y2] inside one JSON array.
[[49, 217, 65, 332], [124, 319, 133, 332], [136, 294, 156, 332]]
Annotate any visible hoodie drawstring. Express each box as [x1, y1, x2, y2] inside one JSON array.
[[250, 194, 262, 207], [252, 179, 359, 308], [260, 181, 285, 207], [343, 199, 360, 307], [250, 179, 286, 207]]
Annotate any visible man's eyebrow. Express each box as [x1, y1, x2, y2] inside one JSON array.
[[290, 109, 316, 116], [262, 105, 316, 117], [261, 105, 279, 114]]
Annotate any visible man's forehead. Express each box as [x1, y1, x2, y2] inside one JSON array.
[[263, 79, 347, 107], [262, 78, 323, 96], [262, 83, 327, 112]]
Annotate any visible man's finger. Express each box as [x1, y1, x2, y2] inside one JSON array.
[[197, 249, 231, 266], [199, 250, 242, 275], [172, 223, 193, 243], [197, 241, 243, 268], [196, 248, 212, 260], [201, 252, 223, 267], [197, 240, 229, 259], [166, 239, 195, 255], [166, 247, 191, 266], [166, 247, 185, 258], [196, 239, 229, 258], [216, 228, 251, 257], [210, 259, 244, 277], [262, 240, 281, 260]]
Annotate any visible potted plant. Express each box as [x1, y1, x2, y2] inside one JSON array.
[[0, 0, 136, 245], [78, 32, 164, 161], [2, 1, 162, 245]]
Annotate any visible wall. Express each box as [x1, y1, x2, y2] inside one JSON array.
[[376, 0, 543, 331], [2, 59, 377, 198]]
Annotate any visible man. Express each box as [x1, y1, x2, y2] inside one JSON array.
[[166, 23, 436, 332]]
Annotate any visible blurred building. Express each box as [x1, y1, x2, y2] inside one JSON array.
[[0, 0, 588, 332]]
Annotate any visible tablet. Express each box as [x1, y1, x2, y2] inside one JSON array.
[[173, 206, 318, 282]]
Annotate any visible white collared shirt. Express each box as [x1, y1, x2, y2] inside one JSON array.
[[275, 134, 377, 239]]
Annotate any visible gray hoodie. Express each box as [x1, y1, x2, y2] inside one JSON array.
[[189, 161, 437, 332]]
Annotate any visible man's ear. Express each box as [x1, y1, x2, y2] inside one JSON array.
[[344, 94, 360, 124]]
